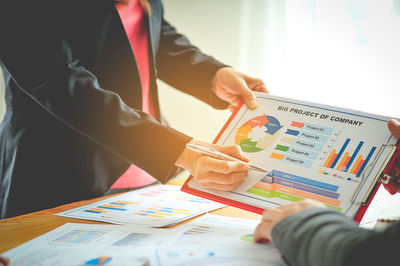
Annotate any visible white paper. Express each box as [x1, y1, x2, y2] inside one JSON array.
[[150, 214, 284, 265], [188, 92, 398, 219], [164, 214, 263, 250], [4, 216, 284, 266], [57, 185, 225, 227], [3, 223, 179, 266]]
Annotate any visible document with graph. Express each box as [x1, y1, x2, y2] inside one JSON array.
[[56, 185, 224, 227], [182, 92, 399, 221]]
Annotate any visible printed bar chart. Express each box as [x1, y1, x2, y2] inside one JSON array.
[[356, 146, 376, 177], [329, 138, 350, 169], [323, 138, 376, 177], [247, 170, 341, 210], [134, 207, 192, 218], [345, 141, 364, 171]]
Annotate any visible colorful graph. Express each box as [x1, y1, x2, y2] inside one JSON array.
[[85, 256, 112, 265], [84, 201, 138, 213], [269, 121, 334, 168], [247, 170, 341, 210], [235, 114, 283, 152], [177, 196, 215, 204], [134, 206, 192, 218], [183, 225, 215, 235], [112, 233, 152, 247], [323, 138, 376, 177], [53, 230, 106, 244], [139, 187, 170, 197]]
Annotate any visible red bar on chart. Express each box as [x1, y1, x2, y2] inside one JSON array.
[[350, 155, 363, 174], [337, 152, 350, 171], [290, 121, 304, 128]]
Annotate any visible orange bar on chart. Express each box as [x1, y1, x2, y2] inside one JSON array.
[[290, 121, 304, 128], [337, 152, 349, 171], [342, 156, 351, 172], [324, 150, 337, 167], [113, 200, 137, 205], [350, 155, 363, 174], [270, 153, 284, 160]]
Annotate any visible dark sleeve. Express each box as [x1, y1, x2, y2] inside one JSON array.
[[0, 3, 191, 184], [156, 18, 229, 110], [271, 208, 400, 266]]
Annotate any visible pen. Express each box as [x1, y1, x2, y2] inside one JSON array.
[[186, 142, 268, 173]]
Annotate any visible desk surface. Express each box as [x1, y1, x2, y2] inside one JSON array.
[[0, 179, 261, 253]]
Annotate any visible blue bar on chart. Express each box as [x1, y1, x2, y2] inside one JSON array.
[[356, 146, 377, 177], [330, 138, 350, 169], [286, 129, 299, 136], [344, 141, 364, 172], [269, 170, 339, 192]]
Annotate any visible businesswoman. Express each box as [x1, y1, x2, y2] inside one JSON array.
[[0, 0, 266, 218]]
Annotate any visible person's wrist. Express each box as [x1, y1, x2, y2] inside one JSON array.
[[174, 139, 200, 173]]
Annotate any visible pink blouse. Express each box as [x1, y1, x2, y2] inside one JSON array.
[[111, 0, 156, 188]]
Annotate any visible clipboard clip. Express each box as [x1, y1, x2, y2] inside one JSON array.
[[351, 142, 399, 206]]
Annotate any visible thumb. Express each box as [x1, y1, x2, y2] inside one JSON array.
[[219, 145, 250, 162], [237, 80, 257, 110], [388, 119, 400, 139]]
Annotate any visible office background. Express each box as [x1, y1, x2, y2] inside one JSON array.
[[159, 0, 400, 142], [1, 0, 399, 163]]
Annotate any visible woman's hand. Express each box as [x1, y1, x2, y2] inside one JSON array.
[[175, 140, 250, 191], [383, 119, 400, 194], [213, 67, 268, 111], [254, 199, 325, 243], [0, 256, 9, 266]]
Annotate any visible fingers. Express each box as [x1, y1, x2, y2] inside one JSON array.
[[254, 221, 272, 243], [245, 76, 269, 93], [200, 156, 249, 173], [200, 179, 243, 191], [199, 169, 248, 184], [228, 104, 237, 112], [0, 256, 9, 266], [217, 144, 249, 162], [193, 153, 249, 191], [388, 119, 400, 139], [253, 199, 325, 244], [237, 79, 258, 110]]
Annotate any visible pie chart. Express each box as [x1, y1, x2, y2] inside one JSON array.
[[235, 115, 283, 152]]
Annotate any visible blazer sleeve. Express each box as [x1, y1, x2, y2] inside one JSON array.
[[0, 3, 192, 184], [155, 18, 230, 110], [271, 208, 400, 266]]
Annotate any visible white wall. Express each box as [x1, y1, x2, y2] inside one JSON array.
[[158, 0, 244, 142], [159, 0, 400, 144]]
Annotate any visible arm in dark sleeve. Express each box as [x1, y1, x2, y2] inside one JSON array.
[[271, 208, 400, 266], [156, 18, 229, 110], [0, 3, 191, 184]]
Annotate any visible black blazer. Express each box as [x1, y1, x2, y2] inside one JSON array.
[[0, 0, 228, 218]]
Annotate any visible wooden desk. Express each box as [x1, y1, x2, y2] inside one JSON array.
[[0, 180, 261, 253]]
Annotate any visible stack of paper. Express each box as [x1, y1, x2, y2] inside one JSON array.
[[3, 215, 284, 266]]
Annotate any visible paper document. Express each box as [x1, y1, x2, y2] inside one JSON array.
[[3, 223, 175, 266], [150, 214, 284, 265], [4, 215, 284, 266], [183, 93, 398, 219], [57, 184, 225, 227]]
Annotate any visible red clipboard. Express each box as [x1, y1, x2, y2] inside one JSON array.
[[181, 102, 400, 223]]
